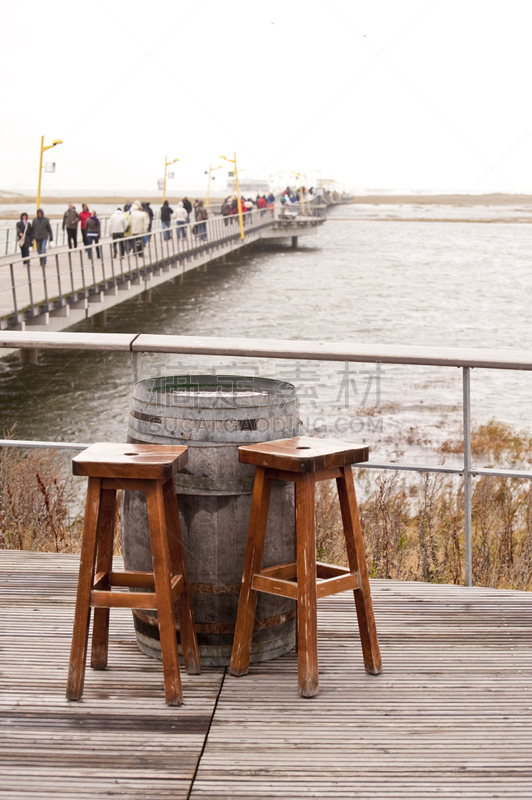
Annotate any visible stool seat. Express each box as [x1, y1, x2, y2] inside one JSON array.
[[66, 442, 200, 706], [239, 436, 369, 473], [230, 436, 381, 698], [72, 442, 188, 480]]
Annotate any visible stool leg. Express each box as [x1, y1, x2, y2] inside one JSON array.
[[146, 481, 183, 706], [229, 467, 271, 678], [162, 479, 201, 675], [337, 466, 382, 675], [295, 473, 319, 698], [66, 477, 102, 701], [91, 488, 116, 669]]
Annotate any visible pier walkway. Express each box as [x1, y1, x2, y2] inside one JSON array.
[[0, 207, 325, 336], [1, 549, 531, 799]]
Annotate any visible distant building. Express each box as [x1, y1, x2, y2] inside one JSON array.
[[227, 179, 269, 193]]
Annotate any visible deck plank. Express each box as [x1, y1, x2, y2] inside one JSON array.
[[1, 552, 531, 799], [191, 581, 532, 800], [0, 552, 223, 799]]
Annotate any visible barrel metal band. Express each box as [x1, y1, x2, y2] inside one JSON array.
[[134, 607, 296, 635]]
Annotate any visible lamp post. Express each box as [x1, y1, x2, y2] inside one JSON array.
[[220, 153, 245, 240], [35, 135, 62, 249], [205, 164, 222, 209], [36, 136, 62, 215], [163, 157, 179, 204]]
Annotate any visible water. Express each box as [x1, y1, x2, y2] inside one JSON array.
[[2, 203, 532, 470]]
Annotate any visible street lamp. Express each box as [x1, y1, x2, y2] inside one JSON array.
[[220, 153, 245, 240], [163, 157, 179, 203], [36, 136, 62, 215], [205, 164, 222, 209]]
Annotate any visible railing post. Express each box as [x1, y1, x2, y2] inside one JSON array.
[[9, 263, 18, 324], [463, 366, 472, 587]]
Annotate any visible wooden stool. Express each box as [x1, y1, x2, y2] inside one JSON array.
[[229, 436, 382, 697], [66, 443, 200, 706]]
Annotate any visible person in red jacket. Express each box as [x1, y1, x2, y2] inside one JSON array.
[[80, 204, 91, 245]]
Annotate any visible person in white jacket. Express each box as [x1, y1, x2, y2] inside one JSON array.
[[175, 201, 188, 239], [109, 208, 128, 257], [129, 201, 149, 253]]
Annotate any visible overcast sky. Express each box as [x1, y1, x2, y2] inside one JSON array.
[[3, 0, 532, 197]]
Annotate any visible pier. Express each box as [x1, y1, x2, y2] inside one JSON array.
[[0, 206, 325, 348]]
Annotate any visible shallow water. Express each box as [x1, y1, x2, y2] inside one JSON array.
[[1, 204, 532, 469]]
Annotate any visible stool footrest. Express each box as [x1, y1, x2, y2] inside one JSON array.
[[90, 589, 158, 610], [316, 572, 359, 599], [251, 560, 359, 601], [90, 572, 184, 610], [252, 573, 298, 599]]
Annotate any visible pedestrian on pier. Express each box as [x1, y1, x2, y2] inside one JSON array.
[[141, 202, 153, 245], [175, 201, 187, 239], [16, 213, 32, 266], [85, 211, 101, 259], [182, 197, 192, 222], [130, 201, 149, 254], [221, 197, 232, 226], [161, 200, 173, 240], [80, 204, 91, 245], [194, 200, 208, 241], [32, 209, 53, 266], [109, 207, 128, 257], [63, 203, 81, 249]]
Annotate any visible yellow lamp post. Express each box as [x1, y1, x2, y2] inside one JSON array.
[[220, 153, 244, 240], [205, 164, 222, 209], [163, 157, 179, 204], [230, 167, 244, 200], [35, 135, 62, 248], [36, 136, 62, 215]]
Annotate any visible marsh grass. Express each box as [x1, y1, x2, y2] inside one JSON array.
[[2, 419, 532, 589], [0, 445, 82, 552], [0, 443, 124, 555], [316, 419, 532, 590]]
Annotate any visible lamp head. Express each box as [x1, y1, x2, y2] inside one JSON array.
[[220, 155, 228, 161], [52, 139, 63, 146]]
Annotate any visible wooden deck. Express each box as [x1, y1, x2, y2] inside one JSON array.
[[1, 551, 531, 799]]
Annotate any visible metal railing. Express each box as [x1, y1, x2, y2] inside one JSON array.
[[1, 203, 225, 256], [1, 209, 275, 327], [1, 331, 532, 587]]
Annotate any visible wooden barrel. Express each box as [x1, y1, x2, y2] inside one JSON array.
[[121, 375, 300, 666]]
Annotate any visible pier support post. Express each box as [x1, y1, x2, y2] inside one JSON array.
[[138, 288, 152, 303], [92, 310, 107, 328], [291, 236, 298, 249], [173, 274, 184, 285], [199, 264, 208, 273], [19, 348, 38, 365]]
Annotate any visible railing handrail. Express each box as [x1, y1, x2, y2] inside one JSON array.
[[1, 330, 531, 371], [0, 207, 264, 272]]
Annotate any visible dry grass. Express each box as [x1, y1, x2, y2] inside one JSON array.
[[317, 420, 532, 590], [0, 443, 123, 555], [3, 418, 532, 590], [0, 445, 82, 552]]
